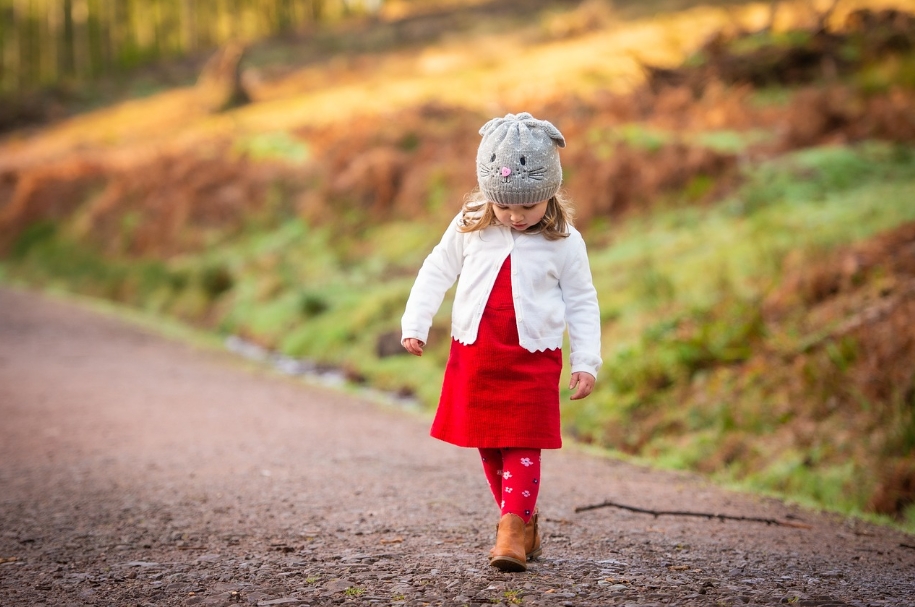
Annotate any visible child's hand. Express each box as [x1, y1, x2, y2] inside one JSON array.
[[403, 338, 425, 357], [569, 372, 595, 400]]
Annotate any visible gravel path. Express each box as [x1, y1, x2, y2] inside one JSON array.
[[1, 287, 913, 607]]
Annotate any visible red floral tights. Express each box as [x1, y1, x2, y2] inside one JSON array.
[[478, 448, 541, 523]]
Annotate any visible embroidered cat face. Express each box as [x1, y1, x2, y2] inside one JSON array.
[[478, 151, 550, 186], [476, 112, 566, 206]]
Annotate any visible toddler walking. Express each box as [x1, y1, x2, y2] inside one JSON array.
[[401, 112, 602, 572]]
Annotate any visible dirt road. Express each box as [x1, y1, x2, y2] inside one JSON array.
[[1, 287, 912, 607]]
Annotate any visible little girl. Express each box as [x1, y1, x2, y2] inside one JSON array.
[[401, 112, 602, 572]]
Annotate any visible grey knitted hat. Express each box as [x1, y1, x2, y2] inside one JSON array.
[[476, 112, 566, 205]]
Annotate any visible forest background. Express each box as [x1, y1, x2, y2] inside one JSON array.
[[1, 0, 915, 532]]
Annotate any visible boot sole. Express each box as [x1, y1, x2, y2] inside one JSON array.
[[490, 555, 527, 572], [491, 547, 540, 561]]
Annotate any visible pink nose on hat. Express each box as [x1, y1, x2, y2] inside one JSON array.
[[500, 166, 512, 177]]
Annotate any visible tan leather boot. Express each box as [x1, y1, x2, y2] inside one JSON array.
[[489, 510, 541, 560], [490, 513, 527, 572], [524, 511, 542, 560]]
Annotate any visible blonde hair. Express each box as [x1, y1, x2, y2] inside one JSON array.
[[458, 189, 573, 241]]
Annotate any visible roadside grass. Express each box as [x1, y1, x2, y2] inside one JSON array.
[[587, 142, 915, 344], [565, 141, 915, 527]]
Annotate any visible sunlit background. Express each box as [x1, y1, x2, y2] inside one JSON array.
[[2, 0, 915, 529]]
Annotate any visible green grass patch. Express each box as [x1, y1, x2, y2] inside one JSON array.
[[569, 141, 915, 519]]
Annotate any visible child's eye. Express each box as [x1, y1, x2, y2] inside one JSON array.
[[495, 205, 509, 210]]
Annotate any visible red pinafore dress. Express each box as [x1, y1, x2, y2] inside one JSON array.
[[430, 254, 563, 449]]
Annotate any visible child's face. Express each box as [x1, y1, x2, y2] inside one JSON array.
[[492, 200, 549, 232]]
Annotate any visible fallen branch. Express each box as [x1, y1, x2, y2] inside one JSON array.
[[575, 500, 812, 529]]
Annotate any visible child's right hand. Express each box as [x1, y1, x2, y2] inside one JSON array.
[[403, 338, 425, 356]]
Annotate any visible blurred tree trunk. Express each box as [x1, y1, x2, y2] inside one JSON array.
[[87, 0, 107, 77], [181, 0, 197, 52], [41, 1, 60, 84], [311, 0, 325, 22], [62, 0, 74, 76], [2, 0, 21, 89], [72, 0, 89, 78]]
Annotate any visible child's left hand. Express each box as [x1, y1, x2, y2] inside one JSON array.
[[569, 372, 595, 400]]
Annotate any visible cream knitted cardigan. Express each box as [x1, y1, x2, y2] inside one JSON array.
[[401, 213, 602, 378]]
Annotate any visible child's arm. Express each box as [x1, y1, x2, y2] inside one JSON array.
[[401, 214, 465, 349], [559, 234, 603, 387]]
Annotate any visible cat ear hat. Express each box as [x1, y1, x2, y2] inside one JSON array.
[[476, 112, 566, 206]]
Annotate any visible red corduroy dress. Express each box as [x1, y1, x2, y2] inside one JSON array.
[[431, 255, 563, 449]]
